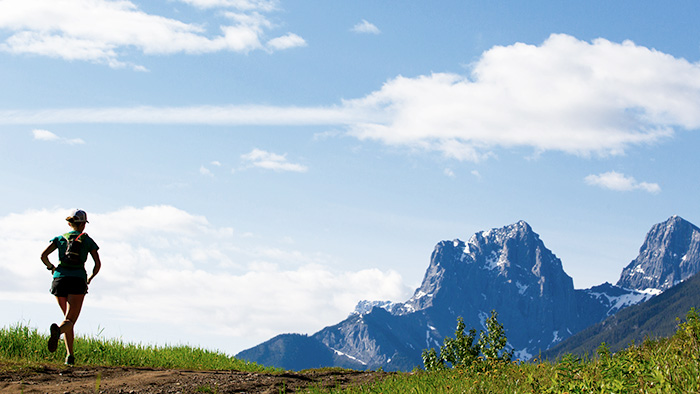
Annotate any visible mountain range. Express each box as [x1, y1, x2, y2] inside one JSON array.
[[236, 215, 700, 371]]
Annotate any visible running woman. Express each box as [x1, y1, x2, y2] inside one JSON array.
[[40, 209, 102, 366]]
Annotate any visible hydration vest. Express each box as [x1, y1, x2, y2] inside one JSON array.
[[62, 232, 86, 267]]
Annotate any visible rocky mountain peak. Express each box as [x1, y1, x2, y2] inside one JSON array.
[[407, 221, 573, 311], [468, 220, 532, 246], [468, 221, 570, 293], [617, 216, 700, 291]]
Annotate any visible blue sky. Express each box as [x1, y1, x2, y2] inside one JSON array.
[[1, 0, 700, 355]]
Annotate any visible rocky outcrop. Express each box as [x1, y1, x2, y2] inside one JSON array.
[[401, 221, 589, 360], [617, 216, 700, 291]]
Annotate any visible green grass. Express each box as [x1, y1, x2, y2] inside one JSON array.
[[0, 323, 278, 373], [305, 309, 700, 393], [3, 309, 700, 393]]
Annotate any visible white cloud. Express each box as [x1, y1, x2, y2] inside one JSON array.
[[241, 148, 308, 172], [351, 19, 380, 35], [443, 168, 455, 178], [344, 34, 700, 161], [4, 35, 700, 161], [32, 129, 59, 141], [32, 129, 85, 145], [0, 0, 302, 69], [267, 33, 307, 51], [0, 206, 408, 353], [585, 171, 661, 194]]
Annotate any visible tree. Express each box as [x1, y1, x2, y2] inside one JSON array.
[[422, 310, 513, 371], [479, 309, 513, 362]]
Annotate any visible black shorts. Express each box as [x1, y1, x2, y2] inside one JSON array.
[[50, 277, 88, 297]]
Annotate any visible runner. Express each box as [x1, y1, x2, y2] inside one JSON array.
[[40, 209, 102, 366]]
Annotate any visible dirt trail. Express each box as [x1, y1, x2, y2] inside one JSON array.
[[0, 365, 390, 394]]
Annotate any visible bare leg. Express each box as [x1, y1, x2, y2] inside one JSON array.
[[56, 296, 68, 315], [55, 294, 85, 356]]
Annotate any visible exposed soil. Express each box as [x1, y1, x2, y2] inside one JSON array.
[[0, 365, 391, 394]]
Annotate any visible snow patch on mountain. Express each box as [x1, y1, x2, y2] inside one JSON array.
[[332, 348, 367, 365], [552, 331, 562, 345], [587, 287, 656, 315], [514, 348, 533, 361], [353, 300, 405, 315], [484, 251, 501, 271]]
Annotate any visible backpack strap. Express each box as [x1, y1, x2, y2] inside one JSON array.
[[64, 232, 85, 241]]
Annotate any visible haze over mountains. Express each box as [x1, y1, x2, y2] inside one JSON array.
[[237, 216, 700, 371]]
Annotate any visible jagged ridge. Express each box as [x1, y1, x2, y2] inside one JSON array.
[[237, 216, 698, 372]]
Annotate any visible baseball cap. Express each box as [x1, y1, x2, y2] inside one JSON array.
[[66, 209, 89, 223]]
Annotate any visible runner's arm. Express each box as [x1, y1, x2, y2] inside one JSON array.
[[40, 242, 58, 273], [88, 249, 102, 284]]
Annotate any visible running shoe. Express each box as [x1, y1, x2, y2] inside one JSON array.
[[48, 323, 60, 353]]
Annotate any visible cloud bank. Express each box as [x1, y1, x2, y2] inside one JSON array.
[[345, 34, 700, 161], [3, 35, 700, 161], [0, 206, 407, 352]]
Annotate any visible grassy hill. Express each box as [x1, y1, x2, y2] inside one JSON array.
[[2, 308, 700, 392]]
